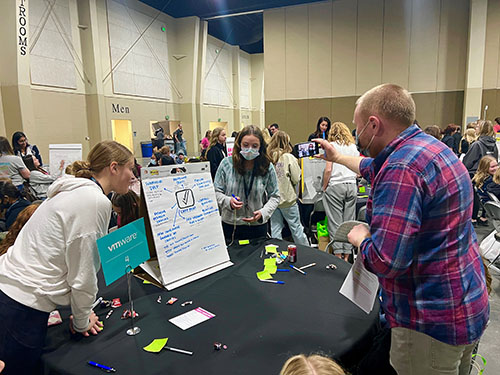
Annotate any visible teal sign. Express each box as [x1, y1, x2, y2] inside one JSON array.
[[97, 218, 151, 286]]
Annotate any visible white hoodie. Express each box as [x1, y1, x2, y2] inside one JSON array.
[[0, 177, 111, 332]]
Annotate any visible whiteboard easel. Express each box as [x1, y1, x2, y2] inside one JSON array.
[[139, 162, 232, 290]]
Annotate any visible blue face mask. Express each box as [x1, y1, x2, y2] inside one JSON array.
[[355, 120, 375, 157], [240, 147, 260, 161], [150, 158, 157, 165]]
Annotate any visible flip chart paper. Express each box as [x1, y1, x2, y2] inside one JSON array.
[[141, 163, 232, 290]]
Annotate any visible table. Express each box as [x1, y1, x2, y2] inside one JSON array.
[[41, 239, 379, 375]]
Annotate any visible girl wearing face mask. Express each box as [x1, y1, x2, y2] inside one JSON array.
[[206, 127, 227, 180], [214, 125, 280, 244], [148, 152, 162, 167], [308, 117, 331, 141]]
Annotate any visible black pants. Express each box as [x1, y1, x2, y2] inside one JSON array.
[[472, 190, 486, 220], [0, 290, 49, 375], [222, 222, 268, 244]]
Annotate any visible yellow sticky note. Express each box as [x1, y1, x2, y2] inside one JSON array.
[[143, 280, 152, 284], [143, 338, 168, 353], [282, 251, 288, 256], [239, 240, 250, 245], [256, 271, 273, 280], [263, 258, 277, 274], [265, 245, 278, 254]]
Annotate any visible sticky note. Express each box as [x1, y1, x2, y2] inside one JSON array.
[[256, 271, 273, 280], [144, 338, 168, 353], [239, 240, 250, 245], [283, 251, 288, 256], [143, 280, 152, 284], [359, 186, 366, 193], [264, 258, 277, 274], [265, 245, 278, 254]]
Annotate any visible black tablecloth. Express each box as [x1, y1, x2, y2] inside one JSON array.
[[41, 239, 379, 375]]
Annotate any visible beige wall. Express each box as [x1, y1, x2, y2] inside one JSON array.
[[482, 0, 500, 120], [264, 0, 470, 135]]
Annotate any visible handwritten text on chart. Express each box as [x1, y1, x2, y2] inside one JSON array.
[[143, 173, 222, 260]]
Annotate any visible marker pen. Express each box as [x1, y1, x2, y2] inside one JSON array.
[[259, 279, 285, 284], [88, 361, 116, 373]]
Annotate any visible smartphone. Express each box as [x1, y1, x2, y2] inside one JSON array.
[[294, 141, 320, 158]]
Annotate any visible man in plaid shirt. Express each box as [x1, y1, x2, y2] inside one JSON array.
[[316, 84, 489, 375]]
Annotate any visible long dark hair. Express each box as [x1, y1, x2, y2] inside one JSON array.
[[313, 117, 331, 138], [0, 137, 13, 156], [12, 132, 28, 155], [232, 125, 271, 176], [111, 190, 139, 228], [22, 155, 48, 174]]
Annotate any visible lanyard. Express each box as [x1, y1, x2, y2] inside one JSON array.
[[90, 177, 105, 195], [242, 166, 256, 202]]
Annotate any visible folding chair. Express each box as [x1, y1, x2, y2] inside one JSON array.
[[325, 220, 368, 258], [482, 201, 500, 273]]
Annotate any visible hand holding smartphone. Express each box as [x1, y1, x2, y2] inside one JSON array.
[[294, 141, 320, 158]]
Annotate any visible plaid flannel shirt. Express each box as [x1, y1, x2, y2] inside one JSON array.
[[359, 124, 489, 345]]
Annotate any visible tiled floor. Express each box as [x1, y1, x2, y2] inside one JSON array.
[[473, 223, 499, 375]]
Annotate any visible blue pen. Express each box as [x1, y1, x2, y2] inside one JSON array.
[[276, 269, 290, 272], [231, 194, 240, 201], [259, 279, 285, 284], [290, 264, 306, 275], [88, 361, 116, 373]]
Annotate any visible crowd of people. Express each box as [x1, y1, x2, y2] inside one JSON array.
[[0, 83, 494, 374]]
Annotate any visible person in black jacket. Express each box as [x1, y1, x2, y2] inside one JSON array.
[[206, 127, 227, 179], [441, 124, 458, 152], [463, 120, 499, 175], [2, 182, 31, 230], [308, 116, 331, 141]]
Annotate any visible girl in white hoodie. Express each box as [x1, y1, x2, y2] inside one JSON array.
[[0, 141, 134, 374]]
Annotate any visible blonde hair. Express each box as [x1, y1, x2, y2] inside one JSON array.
[[267, 130, 293, 164], [459, 128, 477, 154], [478, 120, 495, 137], [493, 166, 500, 185], [206, 127, 225, 155], [280, 354, 346, 375], [328, 122, 354, 146], [472, 155, 496, 189], [71, 141, 133, 179], [160, 145, 171, 155], [356, 84, 416, 128]]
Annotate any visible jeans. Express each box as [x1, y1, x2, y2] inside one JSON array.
[[0, 290, 49, 374], [270, 204, 309, 245], [390, 327, 477, 375], [175, 141, 187, 156]]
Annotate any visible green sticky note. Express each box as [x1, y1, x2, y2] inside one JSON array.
[[256, 270, 273, 280], [143, 280, 152, 284], [359, 186, 366, 193], [239, 240, 250, 245], [144, 338, 168, 353], [265, 245, 278, 254]]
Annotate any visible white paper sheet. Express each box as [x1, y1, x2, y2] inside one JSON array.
[[169, 307, 215, 330], [339, 254, 379, 314]]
